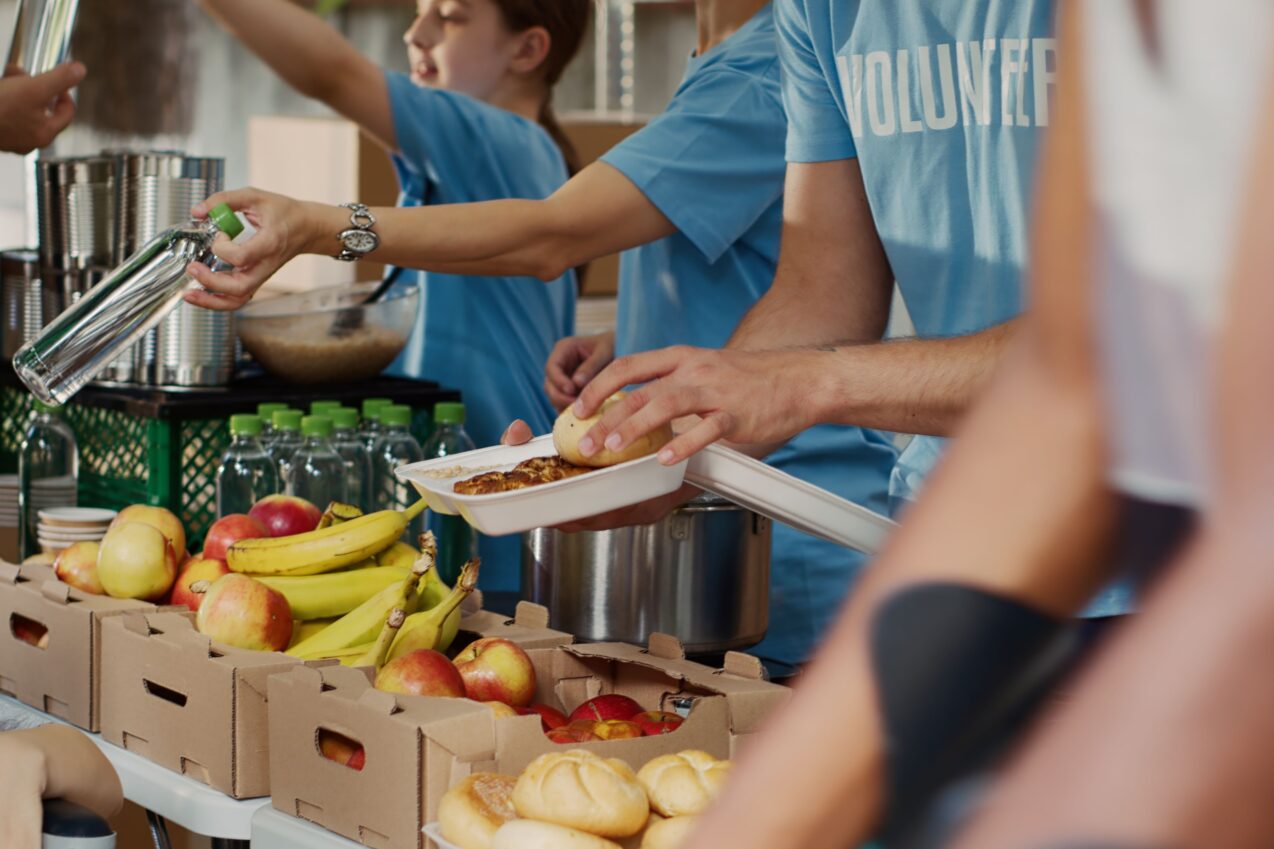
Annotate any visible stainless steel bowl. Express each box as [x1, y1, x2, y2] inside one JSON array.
[[521, 494, 771, 654]]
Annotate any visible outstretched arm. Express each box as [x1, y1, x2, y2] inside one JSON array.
[[197, 0, 393, 149]]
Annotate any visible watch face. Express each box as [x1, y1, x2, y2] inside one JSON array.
[[341, 229, 378, 254]]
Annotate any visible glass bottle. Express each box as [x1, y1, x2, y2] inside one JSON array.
[[331, 407, 373, 512], [290, 415, 346, 509], [268, 409, 304, 489], [373, 405, 424, 541], [422, 402, 478, 585], [361, 397, 391, 454], [256, 402, 288, 447], [13, 204, 247, 405], [18, 401, 79, 559], [215, 414, 280, 517]]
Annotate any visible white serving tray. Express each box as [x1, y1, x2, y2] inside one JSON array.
[[395, 435, 689, 536], [687, 444, 897, 554], [423, 823, 463, 849]]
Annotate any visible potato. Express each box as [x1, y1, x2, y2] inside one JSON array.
[[553, 392, 673, 468]]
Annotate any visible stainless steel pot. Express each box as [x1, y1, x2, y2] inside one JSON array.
[[521, 494, 771, 654]]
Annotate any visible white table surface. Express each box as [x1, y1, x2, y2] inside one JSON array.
[[251, 806, 368, 849], [0, 695, 268, 840]]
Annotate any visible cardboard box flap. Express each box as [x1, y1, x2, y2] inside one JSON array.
[[356, 687, 400, 716], [39, 579, 72, 605], [0, 560, 20, 584], [397, 698, 497, 756], [513, 601, 550, 630], [722, 651, 766, 681], [647, 633, 686, 661]]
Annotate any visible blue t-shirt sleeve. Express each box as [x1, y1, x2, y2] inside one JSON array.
[[600, 67, 786, 265], [776, 0, 857, 163]]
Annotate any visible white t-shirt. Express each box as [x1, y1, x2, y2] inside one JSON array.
[[1084, 0, 1274, 507]]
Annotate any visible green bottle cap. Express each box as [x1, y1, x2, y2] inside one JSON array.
[[208, 203, 244, 239], [302, 415, 333, 438], [230, 414, 262, 436], [331, 407, 359, 429], [257, 402, 287, 419], [433, 402, 465, 425], [273, 410, 302, 432], [380, 404, 411, 427], [310, 400, 341, 414], [362, 398, 392, 420]]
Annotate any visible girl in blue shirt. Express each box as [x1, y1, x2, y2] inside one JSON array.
[[197, 0, 588, 588], [190, 0, 896, 668]]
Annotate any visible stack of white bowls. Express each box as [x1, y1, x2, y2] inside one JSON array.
[[37, 506, 115, 556], [0, 475, 18, 531]]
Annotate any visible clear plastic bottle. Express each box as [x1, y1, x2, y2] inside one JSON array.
[[373, 405, 424, 541], [268, 410, 304, 489], [422, 402, 478, 584], [256, 403, 288, 447], [216, 414, 280, 517], [13, 204, 248, 405], [290, 416, 346, 509], [330, 407, 373, 511], [18, 401, 79, 559], [361, 397, 391, 454]]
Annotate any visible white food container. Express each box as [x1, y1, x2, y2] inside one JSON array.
[[395, 435, 689, 536]]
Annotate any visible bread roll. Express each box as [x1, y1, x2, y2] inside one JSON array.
[[553, 392, 673, 468], [513, 749, 650, 838], [636, 751, 730, 817], [438, 773, 518, 849], [491, 820, 622, 849], [640, 816, 698, 849]]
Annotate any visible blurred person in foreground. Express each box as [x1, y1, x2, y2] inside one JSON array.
[[0, 61, 84, 154], [561, 1, 1274, 847]]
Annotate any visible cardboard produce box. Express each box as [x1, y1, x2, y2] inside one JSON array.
[[0, 561, 154, 731], [455, 594, 573, 651], [268, 634, 788, 849], [99, 610, 323, 799]]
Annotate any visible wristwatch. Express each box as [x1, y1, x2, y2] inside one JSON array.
[[336, 202, 380, 261]]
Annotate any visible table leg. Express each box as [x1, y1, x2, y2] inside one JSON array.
[[145, 810, 172, 849]]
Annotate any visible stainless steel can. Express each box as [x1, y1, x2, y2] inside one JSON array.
[[2, 249, 41, 359], [5, 0, 81, 75], [522, 494, 771, 654]]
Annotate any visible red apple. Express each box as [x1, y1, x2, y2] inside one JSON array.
[[634, 710, 684, 736], [592, 719, 643, 740], [203, 514, 270, 561], [110, 505, 186, 565], [249, 495, 321, 538], [170, 557, 232, 612], [374, 649, 467, 698], [318, 729, 365, 771], [195, 574, 293, 652], [523, 703, 569, 733], [53, 541, 104, 595], [568, 694, 644, 724], [10, 614, 49, 649], [97, 522, 180, 601], [452, 638, 536, 707], [547, 724, 600, 744]]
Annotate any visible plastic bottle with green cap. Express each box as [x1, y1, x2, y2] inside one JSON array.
[[361, 398, 393, 454], [290, 416, 346, 508], [216, 414, 280, 517], [17, 401, 78, 559], [268, 410, 305, 486], [331, 407, 373, 511], [372, 405, 425, 540], [310, 400, 341, 415], [423, 402, 478, 583], [256, 402, 289, 446], [12, 202, 254, 406]]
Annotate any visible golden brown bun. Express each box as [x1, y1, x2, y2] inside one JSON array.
[[439, 773, 519, 849], [636, 751, 730, 817], [553, 392, 674, 468], [492, 820, 623, 849], [513, 749, 650, 838], [639, 816, 698, 849]]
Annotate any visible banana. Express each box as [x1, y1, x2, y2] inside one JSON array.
[[387, 558, 479, 663], [290, 640, 375, 664], [227, 499, 428, 577], [376, 541, 419, 570], [348, 532, 439, 669], [257, 567, 410, 621], [317, 501, 364, 529], [289, 617, 337, 648], [420, 563, 450, 610]]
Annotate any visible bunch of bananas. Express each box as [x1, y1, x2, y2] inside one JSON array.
[[223, 499, 476, 663]]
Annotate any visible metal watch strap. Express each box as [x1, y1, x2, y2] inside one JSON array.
[[336, 202, 378, 261]]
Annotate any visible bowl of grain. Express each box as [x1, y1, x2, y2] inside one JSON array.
[[236, 280, 418, 384]]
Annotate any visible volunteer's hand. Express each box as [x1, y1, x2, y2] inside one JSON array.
[[544, 331, 615, 411], [499, 418, 698, 531], [573, 345, 821, 466], [0, 62, 85, 154], [185, 187, 325, 310], [0, 733, 45, 849]]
